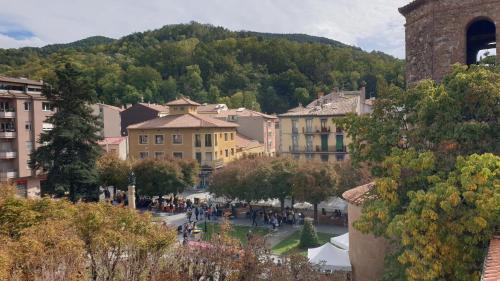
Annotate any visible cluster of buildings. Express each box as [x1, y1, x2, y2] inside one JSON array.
[[0, 74, 372, 195]]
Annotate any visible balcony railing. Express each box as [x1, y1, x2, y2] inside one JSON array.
[[290, 145, 347, 154], [0, 109, 16, 118], [292, 127, 299, 134], [0, 170, 17, 181], [0, 151, 16, 159], [302, 126, 332, 134], [0, 130, 16, 138]]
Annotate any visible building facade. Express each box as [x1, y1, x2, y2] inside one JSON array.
[[200, 107, 278, 157], [120, 103, 169, 136], [127, 97, 238, 188], [278, 88, 372, 163], [98, 136, 128, 160], [0, 76, 54, 198], [91, 103, 123, 138], [400, 0, 500, 84]]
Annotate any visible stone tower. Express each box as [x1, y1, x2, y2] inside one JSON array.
[[399, 0, 500, 84]]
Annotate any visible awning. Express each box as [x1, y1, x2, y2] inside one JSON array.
[[307, 242, 351, 271], [330, 232, 349, 250]]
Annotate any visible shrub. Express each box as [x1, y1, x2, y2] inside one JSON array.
[[299, 218, 319, 248]]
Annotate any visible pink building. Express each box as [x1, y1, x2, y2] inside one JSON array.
[[0, 76, 54, 198]]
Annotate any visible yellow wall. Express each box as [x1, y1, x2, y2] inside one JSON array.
[[128, 127, 238, 167], [279, 116, 351, 163], [169, 105, 198, 115]]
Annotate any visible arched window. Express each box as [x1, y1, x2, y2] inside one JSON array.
[[467, 19, 496, 65]]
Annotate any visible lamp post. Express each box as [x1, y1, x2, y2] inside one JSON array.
[[127, 171, 136, 209]]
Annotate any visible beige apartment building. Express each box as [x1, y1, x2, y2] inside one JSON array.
[[278, 88, 372, 163], [128, 97, 238, 188], [0, 76, 54, 197]]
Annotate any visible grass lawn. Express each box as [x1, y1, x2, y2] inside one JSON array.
[[201, 222, 270, 245], [271, 230, 332, 256]]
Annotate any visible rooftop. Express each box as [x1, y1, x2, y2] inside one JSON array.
[[0, 75, 43, 86], [216, 108, 277, 119], [128, 112, 238, 130], [138, 103, 169, 113], [95, 103, 123, 112], [197, 103, 228, 113], [483, 236, 500, 281], [235, 133, 263, 150], [166, 97, 201, 106], [342, 182, 376, 206], [98, 136, 127, 145]]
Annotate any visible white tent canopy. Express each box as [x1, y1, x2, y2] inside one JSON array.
[[308, 242, 351, 272], [318, 197, 348, 212], [331, 233, 349, 250]]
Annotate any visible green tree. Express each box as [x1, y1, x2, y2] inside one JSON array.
[[299, 218, 319, 248], [133, 158, 192, 197], [292, 161, 337, 223], [293, 87, 310, 105], [30, 63, 102, 202], [96, 153, 130, 193]]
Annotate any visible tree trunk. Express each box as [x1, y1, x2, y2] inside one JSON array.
[[280, 198, 285, 211], [313, 203, 318, 224], [291, 197, 295, 210]]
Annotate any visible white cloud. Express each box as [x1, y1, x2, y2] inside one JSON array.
[[0, 0, 409, 57], [0, 33, 46, 49]]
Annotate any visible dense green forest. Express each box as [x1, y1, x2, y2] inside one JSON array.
[[0, 22, 404, 113]]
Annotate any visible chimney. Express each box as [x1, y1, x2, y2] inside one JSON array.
[[357, 81, 367, 115]]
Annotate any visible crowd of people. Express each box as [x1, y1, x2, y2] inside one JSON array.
[[250, 207, 304, 230]]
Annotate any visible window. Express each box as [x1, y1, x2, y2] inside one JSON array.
[[172, 134, 182, 144], [306, 135, 313, 152], [306, 154, 314, 160], [215, 151, 218, 159], [292, 135, 299, 152], [155, 135, 164, 144], [231, 148, 234, 156], [336, 154, 345, 161], [173, 152, 183, 159], [228, 115, 238, 122], [42, 102, 54, 112], [24, 102, 32, 111], [214, 134, 218, 146], [321, 155, 329, 162], [25, 122, 32, 131], [195, 152, 202, 163], [26, 141, 33, 151], [205, 152, 212, 161], [205, 134, 212, 147], [292, 119, 298, 133], [42, 122, 54, 131], [224, 133, 228, 141], [225, 149, 229, 157], [139, 152, 149, 159], [230, 133, 234, 141], [195, 134, 201, 147], [306, 119, 313, 133], [154, 152, 165, 159], [139, 135, 148, 144]]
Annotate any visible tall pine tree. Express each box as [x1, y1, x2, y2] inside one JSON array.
[[30, 63, 102, 202]]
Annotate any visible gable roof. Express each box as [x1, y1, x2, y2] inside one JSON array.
[[166, 97, 201, 106], [216, 108, 277, 119], [0, 75, 43, 86], [128, 113, 238, 130], [235, 133, 263, 150], [138, 103, 169, 113], [342, 182, 376, 206]]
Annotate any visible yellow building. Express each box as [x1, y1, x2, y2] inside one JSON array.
[[278, 88, 372, 162], [128, 97, 238, 188]]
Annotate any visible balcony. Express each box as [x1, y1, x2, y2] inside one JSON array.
[[200, 159, 224, 169], [289, 145, 347, 154], [0, 171, 17, 181], [0, 151, 16, 159], [0, 109, 15, 118], [303, 126, 332, 134], [0, 130, 16, 138], [292, 127, 299, 134]]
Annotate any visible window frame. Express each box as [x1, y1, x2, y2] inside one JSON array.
[[155, 134, 164, 145], [139, 135, 148, 145]]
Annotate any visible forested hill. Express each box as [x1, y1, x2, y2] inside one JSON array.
[[0, 22, 405, 114]]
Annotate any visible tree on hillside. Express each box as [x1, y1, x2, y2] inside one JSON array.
[[133, 158, 196, 197], [292, 161, 337, 223], [30, 63, 102, 202]]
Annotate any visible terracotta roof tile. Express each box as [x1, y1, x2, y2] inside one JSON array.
[[139, 103, 169, 112], [342, 182, 376, 206], [483, 236, 500, 281], [235, 133, 262, 150], [128, 113, 238, 130], [0, 75, 43, 86], [215, 108, 277, 119], [166, 97, 201, 106]]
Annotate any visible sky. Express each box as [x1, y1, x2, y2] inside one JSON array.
[[0, 0, 409, 58]]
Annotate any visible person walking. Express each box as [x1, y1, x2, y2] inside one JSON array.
[[187, 208, 193, 222], [252, 210, 258, 227], [195, 206, 199, 221]]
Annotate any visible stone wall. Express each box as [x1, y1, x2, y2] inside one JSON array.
[[401, 0, 500, 84]]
